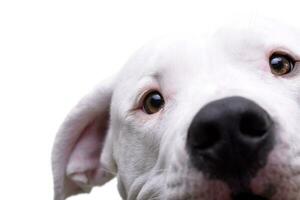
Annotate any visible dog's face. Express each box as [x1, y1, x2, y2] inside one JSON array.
[[52, 20, 300, 200]]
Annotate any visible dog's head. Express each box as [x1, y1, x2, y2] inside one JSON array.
[[52, 20, 300, 200]]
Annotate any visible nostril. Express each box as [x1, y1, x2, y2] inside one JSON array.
[[192, 123, 221, 150], [232, 192, 269, 200], [239, 111, 271, 138]]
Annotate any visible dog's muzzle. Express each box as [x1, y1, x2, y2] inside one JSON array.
[[186, 96, 274, 197]]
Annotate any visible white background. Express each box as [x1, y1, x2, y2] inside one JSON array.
[[1, 0, 300, 199]]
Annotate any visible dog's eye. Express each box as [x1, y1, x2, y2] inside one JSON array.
[[269, 53, 295, 76], [142, 91, 164, 114]]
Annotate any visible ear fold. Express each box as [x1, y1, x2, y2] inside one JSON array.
[[52, 78, 116, 200]]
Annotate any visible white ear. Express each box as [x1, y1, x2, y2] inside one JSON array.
[[52, 78, 116, 200]]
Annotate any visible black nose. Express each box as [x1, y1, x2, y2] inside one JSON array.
[[186, 96, 274, 185]]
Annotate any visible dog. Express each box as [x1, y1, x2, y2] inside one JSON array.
[[52, 19, 300, 200]]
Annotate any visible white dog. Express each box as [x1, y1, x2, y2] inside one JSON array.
[[52, 20, 300, 200]]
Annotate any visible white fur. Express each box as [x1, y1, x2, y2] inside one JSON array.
[[52, 19, 300, 200]]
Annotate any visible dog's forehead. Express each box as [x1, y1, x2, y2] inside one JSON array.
[[212, 21, 300, 62], [115, 20, 300, 91]]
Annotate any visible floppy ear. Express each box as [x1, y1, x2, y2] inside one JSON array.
[[52, 78, 116, 200]]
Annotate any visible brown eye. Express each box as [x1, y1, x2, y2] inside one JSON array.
[[142, 91, 165, 114], [269, 53, 295, 75]]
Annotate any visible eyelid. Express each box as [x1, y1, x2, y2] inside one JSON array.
[[132, 77, 161, 109], [270, 53, 296, 65], [136, 88, 160, 109], [269, 49, 300, 62]]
